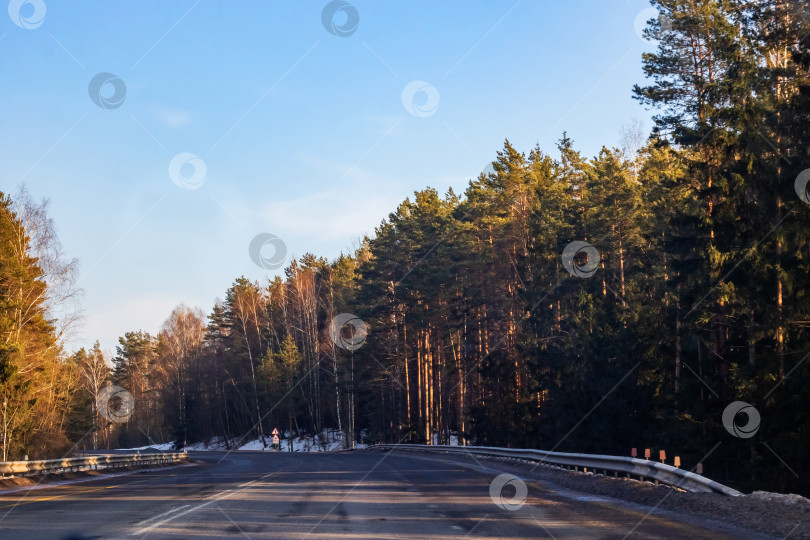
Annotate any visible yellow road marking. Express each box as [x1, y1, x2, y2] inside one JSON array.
[[0, 474, 178, 510]]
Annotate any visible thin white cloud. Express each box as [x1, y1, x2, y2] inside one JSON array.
[[366, 115, 406, 137], [265, 190, 397, 242], [155, 107, 193, 128], [78, 294, 188, 351]]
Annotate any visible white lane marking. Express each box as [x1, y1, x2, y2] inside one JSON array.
[[135, 505, 190, 527], [133, 497, 221, 536], [131, 470, 281, 536]]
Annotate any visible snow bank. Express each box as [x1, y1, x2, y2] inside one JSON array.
[[750, 491, 810, 506], [238, 429, 363, 452], [117, 429, 366, 453], [432, 434, 460, 446], [117, 442, 176, 452]]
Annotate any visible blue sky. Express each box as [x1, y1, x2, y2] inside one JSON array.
[[1, 0, 661, 353]]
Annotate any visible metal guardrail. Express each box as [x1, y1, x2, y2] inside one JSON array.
[[0, 452, 188, 477], [371, 444, 742, 496]]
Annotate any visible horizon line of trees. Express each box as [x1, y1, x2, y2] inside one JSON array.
[[1, 0, 808, 496]]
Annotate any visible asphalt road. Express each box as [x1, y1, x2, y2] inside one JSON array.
[[0, 449, 759, 539]]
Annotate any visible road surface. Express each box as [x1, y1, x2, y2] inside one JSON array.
[[0, 449, 759, 539]]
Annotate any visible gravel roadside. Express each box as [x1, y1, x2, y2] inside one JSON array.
[[380, 450, 807, 539]]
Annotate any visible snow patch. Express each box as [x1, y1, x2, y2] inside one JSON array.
[[122, 443, 176, 452], [118, 429, 366, 453], [239, 429, 364, 452], [750, 491, 810, 506], [181, 438, 228, 451], [432, 434, 460, 446]]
